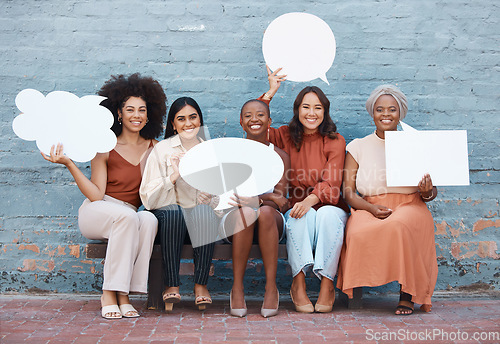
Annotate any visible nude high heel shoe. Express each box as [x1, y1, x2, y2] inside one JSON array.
[[315, 288, 336, 313], [290, 290, 314, 313], [314, 303, 333, 313], [230, 290, 247, 317]]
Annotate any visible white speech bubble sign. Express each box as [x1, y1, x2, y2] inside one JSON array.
[[179, 138, 284, 210], [13, 89, 117, 162], [263, 12, 336, 84], [385, 122, 470, 186]]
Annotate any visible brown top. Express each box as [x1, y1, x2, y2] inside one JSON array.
[[268, 125, 349, 212], [258, 94, 348, 212], [106, 141, 154, 208]]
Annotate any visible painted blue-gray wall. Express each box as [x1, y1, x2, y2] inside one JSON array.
[[1, 0, 498, 294]]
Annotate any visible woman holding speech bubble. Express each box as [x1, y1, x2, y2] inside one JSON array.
[[222, 99, 291, 318], [42, 73, 166, 319], [337, 85, 438, 315], [140, 97, 220, 313], [259, 68, 349, 313]]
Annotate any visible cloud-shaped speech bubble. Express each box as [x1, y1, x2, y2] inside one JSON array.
[[13, 89, 117, 162], [263, 12, 336, 85]]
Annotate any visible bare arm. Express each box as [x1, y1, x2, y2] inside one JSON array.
[[259, 147, 291, 213], [41, 143, 107, 201], [343, 152, 392, 219]]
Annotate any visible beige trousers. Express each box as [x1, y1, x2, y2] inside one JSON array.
[[78, 195, 158, 294]]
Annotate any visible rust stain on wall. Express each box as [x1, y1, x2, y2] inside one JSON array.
[[18, 259, 55, 272], [69, 245, 80, 258], [485, 211, 498, 218], [473, 219, 500, 233], [57, 246, 66, 256], [451, 241, 500, 260], [435, 221, 450, 236], [18, 244, 40, 254]]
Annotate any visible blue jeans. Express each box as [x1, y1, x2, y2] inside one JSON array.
[[285, 205, 347, 280]]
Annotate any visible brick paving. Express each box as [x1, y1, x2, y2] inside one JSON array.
[[0, 293, 499, 343]]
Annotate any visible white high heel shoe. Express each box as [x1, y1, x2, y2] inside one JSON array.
[[230, 290, 247, 317], [261, 289, 279, 318]]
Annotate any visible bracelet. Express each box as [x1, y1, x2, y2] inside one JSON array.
[[420, 191, 434, 201], [264, 92, 273, 100]]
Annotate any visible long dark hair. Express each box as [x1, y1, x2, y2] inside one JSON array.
[[164, 97, 205, 140], [98, 73, 166, 139], [288, 86, 337, 150]]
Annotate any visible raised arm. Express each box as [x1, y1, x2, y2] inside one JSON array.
[[41, 143, 107, 201], [343, 152, 392, 219], [257, 65, 287, 104]]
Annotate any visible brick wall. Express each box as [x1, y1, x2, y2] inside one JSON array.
[[1, 0, 498, 294]]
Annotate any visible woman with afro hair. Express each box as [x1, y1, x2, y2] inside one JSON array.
[[42, 73, 166, 319]]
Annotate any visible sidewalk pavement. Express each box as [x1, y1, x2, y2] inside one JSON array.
[[1, 293, 499, 343]]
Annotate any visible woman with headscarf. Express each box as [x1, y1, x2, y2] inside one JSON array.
[[336, 84, 438, 315]]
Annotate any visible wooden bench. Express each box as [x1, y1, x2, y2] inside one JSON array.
[[86, 242, 362, 310], [86, 242, 288, 310]]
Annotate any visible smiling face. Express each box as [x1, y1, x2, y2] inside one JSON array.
[[373, 94, 400, 139], [172, 105, 201, 140], [298, 92, 324, 135], [118, 96, 148, 133], [240, 101, 271, 140]]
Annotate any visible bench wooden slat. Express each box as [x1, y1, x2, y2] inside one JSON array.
[[85, 242, 362, 310], [85, 241, 288, 310], [86, 242, 288, 260]]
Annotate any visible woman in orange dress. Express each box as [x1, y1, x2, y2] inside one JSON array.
[[337, 84, 438, 315]]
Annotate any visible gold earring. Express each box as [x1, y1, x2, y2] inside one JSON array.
[[118, 117, 122, 124]]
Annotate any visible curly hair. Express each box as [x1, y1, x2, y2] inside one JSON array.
[[98, 73, 166, 139], [288, 86, 338, 151], [164, 97, 206, 140]]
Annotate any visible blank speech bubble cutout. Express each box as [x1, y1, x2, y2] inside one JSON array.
[[13, 89, 117, 162], [263, 12, 336, 84], [385, 122, 470, 186], [179, 138, 284, 210]]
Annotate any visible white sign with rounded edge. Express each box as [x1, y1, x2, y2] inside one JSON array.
[[263, 12, 336, 85], [13, 89, 117, 162], [179, 138, 284, 210]]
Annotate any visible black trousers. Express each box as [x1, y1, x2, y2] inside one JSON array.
[[151, 204, 219, 287]]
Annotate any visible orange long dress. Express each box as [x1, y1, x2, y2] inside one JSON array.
[[336, 133, 438, 307]]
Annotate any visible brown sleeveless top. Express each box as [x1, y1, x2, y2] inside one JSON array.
[[105, 141, 154, 208]]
